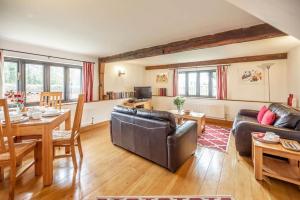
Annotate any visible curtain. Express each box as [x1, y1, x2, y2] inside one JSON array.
[[173, 68, 178, 96], [0, 50, 4, 98], [83, 62, 94, 102], [217, 65, 228, 100]]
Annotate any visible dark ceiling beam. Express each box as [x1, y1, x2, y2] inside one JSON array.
[[99, 23, 287, 63], [145, 53, 288, 70]]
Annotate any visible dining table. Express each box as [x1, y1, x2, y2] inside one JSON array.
[[2, 108, 71, 186]]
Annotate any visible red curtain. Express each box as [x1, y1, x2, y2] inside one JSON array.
[[217, 65, 227, 100], [83, 62, 94, 102], [173, 69, 178, 96]]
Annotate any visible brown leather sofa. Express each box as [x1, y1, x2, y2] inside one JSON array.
[[232, 103, 300, 156], [110, 105, 197, 172]]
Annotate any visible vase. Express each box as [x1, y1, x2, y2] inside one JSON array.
[[177, 105, 183, 113]]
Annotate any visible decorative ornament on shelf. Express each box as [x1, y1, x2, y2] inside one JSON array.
[[173, 96, 185, 113], [4, 90, 26, 111]]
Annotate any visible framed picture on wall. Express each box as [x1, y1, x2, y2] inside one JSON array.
[[239, 67, 264, 84], [156, 73, 168, 83]]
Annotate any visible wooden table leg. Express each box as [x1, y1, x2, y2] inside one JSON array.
[[34, 142, 42, 176], [254, 145, 263, 180], [65, 112, 72, 154], [42, 126, 53, 186]]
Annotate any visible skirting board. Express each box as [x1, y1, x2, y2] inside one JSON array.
[[206, 118, 233, 128], [80, 120, 110, 133]]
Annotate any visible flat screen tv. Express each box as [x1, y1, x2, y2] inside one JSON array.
[[134, 86, 152, 99]]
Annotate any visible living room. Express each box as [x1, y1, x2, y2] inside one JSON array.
[[1, 0, 300, 200]]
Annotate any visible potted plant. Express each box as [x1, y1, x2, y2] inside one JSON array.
[[5, 90, 26, 112], [173, 96, 185, 113]]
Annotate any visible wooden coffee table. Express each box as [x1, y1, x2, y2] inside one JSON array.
[[169, 110, 205, 136], [252, 136, 300, 186]]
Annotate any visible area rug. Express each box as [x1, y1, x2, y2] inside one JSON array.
[[97, 196, 233, 200], [198, 125, 231, 152]]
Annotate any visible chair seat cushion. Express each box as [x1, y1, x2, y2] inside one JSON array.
[[52, 130, 72, 141]]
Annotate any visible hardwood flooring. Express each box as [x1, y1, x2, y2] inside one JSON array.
[[0, 124, 299, 200]]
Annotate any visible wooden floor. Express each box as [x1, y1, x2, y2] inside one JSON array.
[[1, 124, 300, 200]]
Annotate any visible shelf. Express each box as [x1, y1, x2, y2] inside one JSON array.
[[263, 156, 300, 185]]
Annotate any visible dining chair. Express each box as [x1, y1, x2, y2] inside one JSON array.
[[52, 94, 84, 169], [40, 92, 62, 109], [0, 99, 39, 200]]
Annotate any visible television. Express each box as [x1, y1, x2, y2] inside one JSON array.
[[134, 86, 152, 99]]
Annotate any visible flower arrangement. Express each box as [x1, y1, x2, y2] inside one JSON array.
[[4, 90, 26, 111], [173, 96, 185, 112]]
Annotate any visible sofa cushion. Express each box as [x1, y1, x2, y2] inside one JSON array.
[[257, 106, 268, 123], [261, 110, 276, 125], [268, 103, 300, 128], [113, 105, 137, 115], [136, 109, 176, 131]]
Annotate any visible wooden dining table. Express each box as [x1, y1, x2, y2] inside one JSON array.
[[2, 109, 71, 186]]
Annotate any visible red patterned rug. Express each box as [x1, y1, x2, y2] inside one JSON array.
[[98, 196, 233, 200], [198, 125, 231, 152]]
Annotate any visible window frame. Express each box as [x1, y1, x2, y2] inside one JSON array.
[[178, 69, 216, 98], [3, 57, 82, 104]]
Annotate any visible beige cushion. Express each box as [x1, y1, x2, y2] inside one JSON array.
[[52, 130, 72, 141]]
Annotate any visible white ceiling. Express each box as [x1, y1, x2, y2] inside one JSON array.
[[0, 0, 263, 57], [226, 0, 300, 39], [124, 36, 300, 66]]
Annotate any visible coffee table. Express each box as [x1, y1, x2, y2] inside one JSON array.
[[252, 136, 300, 186], [169, 110, 205, 136]]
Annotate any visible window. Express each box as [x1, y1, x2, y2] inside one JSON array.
[[3, 58, 82, 103], [50, 66, 65, 99], [25, 63, 44, 103], [3, 61, 18, 92], [178, 69, 216, 98], [68, 68, 82, 100]]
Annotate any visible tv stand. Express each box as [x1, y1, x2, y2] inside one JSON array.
[[123, 99, 152, 110]]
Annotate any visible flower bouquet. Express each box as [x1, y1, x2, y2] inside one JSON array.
[[5, 90, 26, 111]]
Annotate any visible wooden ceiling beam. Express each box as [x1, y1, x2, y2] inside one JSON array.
[[145, 53, 288, 70], [99, 24, 286, 63]]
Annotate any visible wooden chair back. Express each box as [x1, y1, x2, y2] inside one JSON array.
[[71, 94, 84, 140], [0, 99, 16, 164], [40, 92, 62, 109]]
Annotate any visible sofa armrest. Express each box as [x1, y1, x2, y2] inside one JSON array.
[[167, 121, 197, 172], [238, 109, 259, 118], [234, 121, 300, 156]]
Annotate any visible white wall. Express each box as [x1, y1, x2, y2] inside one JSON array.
[[287, 45, 300, 106], [104, 62, 146, 93], [227, 60, 287, 102], [144, 60, 288, 102], [0, 38, 99, 100]]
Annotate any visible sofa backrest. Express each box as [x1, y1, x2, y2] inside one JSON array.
[[112, 106, 176, 132], [268, 103, 300, 129]]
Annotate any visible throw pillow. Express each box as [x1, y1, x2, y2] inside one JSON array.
[[261, 110, 276, 125], [257, 106, 268, 123]]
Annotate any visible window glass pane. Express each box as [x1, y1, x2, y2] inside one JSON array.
[[178, 73, 186, 96], [188, 72, 197, 96], [25, 64, 44, 103], [212, 71, 217, 97], [199, 72, 209, 96], [68, 68, 82, 100], [50, 66, 64, 99], [3, 61, 18, 93]]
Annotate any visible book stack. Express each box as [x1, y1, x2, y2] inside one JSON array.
[[106, 91, 134, 100], [157, 88, 167, 96]]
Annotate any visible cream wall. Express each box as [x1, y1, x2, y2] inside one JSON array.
[[104, 62, 146, 93], [144, 59, 288, 102], [0, 38, 99, 100], [227, 59, 287, 102], [287, 45, 300, 105]]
